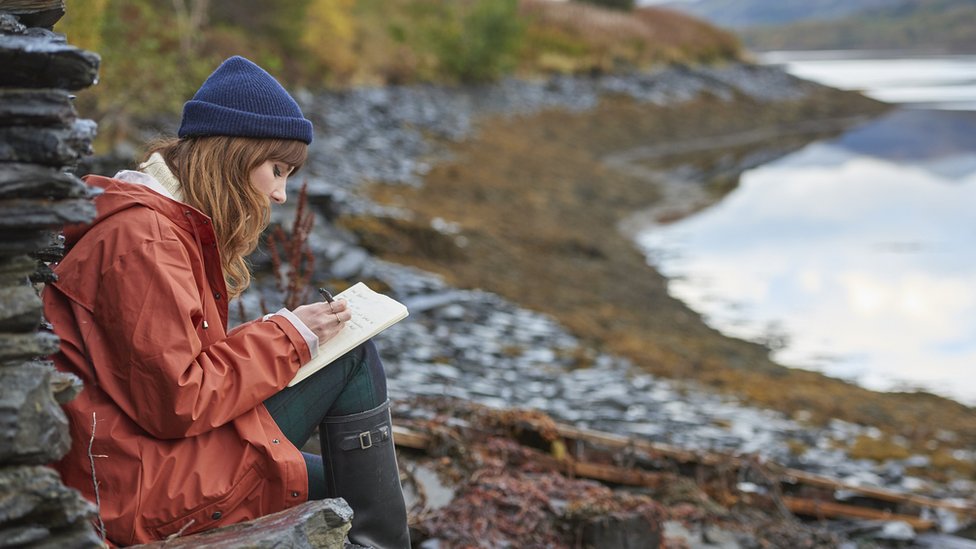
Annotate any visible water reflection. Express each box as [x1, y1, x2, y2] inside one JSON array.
[[636, 109, 976, 405], [759, 52, 976, 111]]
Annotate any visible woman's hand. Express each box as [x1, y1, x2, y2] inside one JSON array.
[[292, 299, 351, 344]]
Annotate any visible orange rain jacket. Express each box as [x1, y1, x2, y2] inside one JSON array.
[[43, 175, 311, 546]]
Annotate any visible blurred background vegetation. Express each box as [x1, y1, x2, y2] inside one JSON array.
[[56, 0, 741, 147], [740, 0, 976, 52]]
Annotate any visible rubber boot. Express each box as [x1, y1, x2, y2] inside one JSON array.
[[319, 400, 410, 549]]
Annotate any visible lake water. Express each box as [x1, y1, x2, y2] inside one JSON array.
[[635, 52, 976, 405]]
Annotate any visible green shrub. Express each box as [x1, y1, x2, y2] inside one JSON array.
[[58, 0, 219, 147], [424, 0, 525, 83]]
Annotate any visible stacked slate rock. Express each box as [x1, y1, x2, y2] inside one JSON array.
[[0, 1, 103, 546]]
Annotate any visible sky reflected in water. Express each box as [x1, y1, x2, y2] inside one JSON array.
[[637, 110, 976, 405]]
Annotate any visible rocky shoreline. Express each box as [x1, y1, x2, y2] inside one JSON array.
[[118, 63, 972, 546]]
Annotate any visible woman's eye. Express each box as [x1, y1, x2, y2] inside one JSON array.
[[273, 164, 281, 177]]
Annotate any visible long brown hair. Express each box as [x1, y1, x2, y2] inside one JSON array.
[[146, 136, 308, 299]]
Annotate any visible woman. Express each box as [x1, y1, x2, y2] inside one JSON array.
[[43, 56, 410, 548]]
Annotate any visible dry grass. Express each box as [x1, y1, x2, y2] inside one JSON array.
[[518, 0, 743, 73]]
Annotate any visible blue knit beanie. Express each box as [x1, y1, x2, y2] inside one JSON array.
[[178, 56, 313, 144]]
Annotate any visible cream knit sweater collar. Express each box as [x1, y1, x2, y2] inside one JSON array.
[[138, 152, 184, 202]]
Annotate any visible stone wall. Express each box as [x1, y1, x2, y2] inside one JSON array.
[[0, 1, 104, 546]]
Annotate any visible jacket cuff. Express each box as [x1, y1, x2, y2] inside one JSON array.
[[265, 310, 317, 363]]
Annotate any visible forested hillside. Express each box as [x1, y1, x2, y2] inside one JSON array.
[[654, 0, 976, 52], [741, 0, 976, 52], [655, 0, 897, 28]]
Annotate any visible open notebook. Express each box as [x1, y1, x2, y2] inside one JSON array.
[[288, 282, 408, 387]]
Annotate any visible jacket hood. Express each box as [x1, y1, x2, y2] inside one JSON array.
[[66, 174, 208, 249]]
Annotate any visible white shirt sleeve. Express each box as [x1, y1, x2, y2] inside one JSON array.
[[264, 308, 318, 359]]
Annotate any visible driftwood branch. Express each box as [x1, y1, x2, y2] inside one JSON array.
[[782, 496, 935, 530]]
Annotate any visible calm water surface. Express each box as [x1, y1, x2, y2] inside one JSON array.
[[636, 53, 976, 405]]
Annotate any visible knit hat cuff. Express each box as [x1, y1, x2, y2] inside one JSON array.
[[179, 100, 313, 144]]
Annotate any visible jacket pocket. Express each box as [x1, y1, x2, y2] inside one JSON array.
[[147, 465, 262, 540]]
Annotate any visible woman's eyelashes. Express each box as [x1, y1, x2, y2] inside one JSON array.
[[273, 164, 282, 178]]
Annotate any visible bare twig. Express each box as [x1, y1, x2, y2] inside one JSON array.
[[267, 229, 284, 295], [265, 179, 317, 311], [89, 412, 107, 541], [236, 299, 247, 323], [164, 519, 197, 543]]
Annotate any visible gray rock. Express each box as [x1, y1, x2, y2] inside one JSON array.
[[0, 119, 96, 165], [0, 284, 41, 331], [20, 520, 105, 549], [0, 163, 92, 200], [0, 32, 99, 90], [703, 525, 745, 548], [42, 362, 83, 405], [0, 525, 50, 547], [0, 361, 70, 463], [2, 3, 67, 29], [132, 499, 354, 549], [328, 247, 369, 279], [0, 254, 35, 285], [0, 331, 60, 363], [700, 64, 815, 102], [0, 229, 51, 256], [402, 292, 466, 314], [0, 465, 98, 531], [875, 521, 916, 541], [0, 13, 26, 35], [575, 511, 663, 549], [0, 89, 75, 126], [0, 197, 97, 229]]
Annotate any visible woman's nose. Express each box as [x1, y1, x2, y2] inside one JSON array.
[[271, 187, 287, 204]]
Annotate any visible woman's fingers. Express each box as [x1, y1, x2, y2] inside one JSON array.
[[291, 300, 353, 342]]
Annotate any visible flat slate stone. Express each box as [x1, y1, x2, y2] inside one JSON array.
[[0, 197, 96, 229], [0, 32, 98, 90], [0, 2, 65, 29], [0, 89, 75, 126], [0, 465, 99, 544], [132, 499, 355, 549], [0, 525, 51, 546], [0, 331, 59, 363], [0, 254, 36, 285], [0, 164, 91, 200], [0, 360, 70, 463], [0, 283, 41, 331], [0, 230, 52, 257], [29, 233, 65, 262], [0, 119, 96, 165], [29, 261, 56, 284]]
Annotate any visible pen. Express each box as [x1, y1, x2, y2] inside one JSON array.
[[319, 287, 343, 325], [318, 287, 335, 303]]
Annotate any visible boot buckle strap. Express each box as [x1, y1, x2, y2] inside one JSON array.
[[338, 425, 391, 451]]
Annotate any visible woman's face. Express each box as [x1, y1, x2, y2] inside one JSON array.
[[250, 159, 294, 204]]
